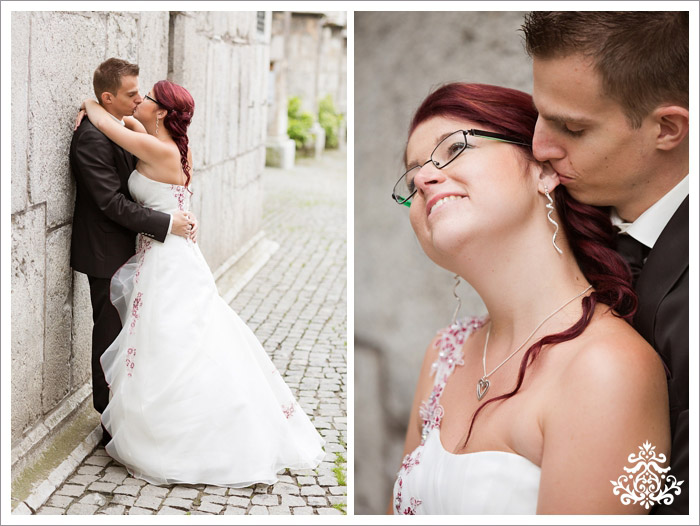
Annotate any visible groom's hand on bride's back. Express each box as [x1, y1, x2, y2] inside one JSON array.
[[172, 211, 197, 242]]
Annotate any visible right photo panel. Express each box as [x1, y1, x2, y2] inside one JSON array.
[[355, 10, 690, 517]]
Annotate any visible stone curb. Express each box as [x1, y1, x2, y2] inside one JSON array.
[[16, 425, 101, 514]]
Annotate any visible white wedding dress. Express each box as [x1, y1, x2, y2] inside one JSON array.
[[393, 317, 541, 514], [100, 170, 325, 487]]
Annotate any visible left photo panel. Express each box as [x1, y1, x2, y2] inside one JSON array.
[[7, 10, 347, 516]]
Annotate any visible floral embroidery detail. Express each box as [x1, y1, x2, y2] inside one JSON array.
[[403, 497, 423, 515], [430, 317, 486, 378], [282, 402, 295, 419], [395, 476, 423, 515], [394, 476, 404, 514], [393, 316, 487, 515], [419, 316, 488, 442], [125, 347, 136, 377], [419, 383, 445, 440], [171, 185, 186, 211], [136, 234, 153, 254], [129, 292, 143, 335], [401, 450, 421, 474], [134, 236, 153, 284]]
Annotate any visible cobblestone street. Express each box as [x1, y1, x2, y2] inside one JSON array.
[[30, 150, 348, 516]]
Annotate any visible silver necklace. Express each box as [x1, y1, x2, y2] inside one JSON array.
[[477, 285, 593, 401]]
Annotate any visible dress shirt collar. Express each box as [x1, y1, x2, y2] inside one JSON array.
[[611, 175, 689, 249], [109, 113, 126, 126]]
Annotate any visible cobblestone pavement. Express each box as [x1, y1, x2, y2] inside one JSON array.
[[32, 150, 348, 516]]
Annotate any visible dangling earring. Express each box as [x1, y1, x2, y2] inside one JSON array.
[[544, 185, 563, 255], [155, 116, 160, 136], [450, 274, 462, 325]]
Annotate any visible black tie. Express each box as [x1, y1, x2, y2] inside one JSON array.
[[616, 232, 651, 287]]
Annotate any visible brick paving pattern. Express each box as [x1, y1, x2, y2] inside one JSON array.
[[33, 150, 347, 515]]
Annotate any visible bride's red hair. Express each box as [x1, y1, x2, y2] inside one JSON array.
[[408, 82, 637, 447], [153, 80, 195, 188]]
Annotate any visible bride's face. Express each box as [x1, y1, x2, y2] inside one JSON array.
[[406, 116, 539, 269], [133, 87, 162, 128]]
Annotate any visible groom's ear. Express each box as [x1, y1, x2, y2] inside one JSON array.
[[536, 162, 560, 194], [99, 91, 113, 107]]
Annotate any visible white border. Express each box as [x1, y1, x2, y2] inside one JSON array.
[[2, 1, 698, 525]]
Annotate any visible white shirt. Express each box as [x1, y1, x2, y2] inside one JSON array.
[[611, 175, 689, 249]]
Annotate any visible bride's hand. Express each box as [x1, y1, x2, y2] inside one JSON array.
[[73, 100, 91, 131], [74, 107, 87, 131]]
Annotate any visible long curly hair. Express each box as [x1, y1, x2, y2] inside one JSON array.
[[153, 80, 195, 188], [408, 82, 637, 447]]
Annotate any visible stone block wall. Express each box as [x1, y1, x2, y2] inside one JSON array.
[[286, 12, 347, 116], [10, 10, 270, 468], [168, 10, 271, 273], [354, 11, 532, 514]]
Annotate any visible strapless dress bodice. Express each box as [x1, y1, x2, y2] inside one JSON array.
[[393, 317, 542, 515], [394, 428, 541, 514], [128, 169, 190, 214]]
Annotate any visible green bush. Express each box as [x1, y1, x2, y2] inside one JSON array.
[[287, 96, 313, 150], [318, 95, 344, 149]]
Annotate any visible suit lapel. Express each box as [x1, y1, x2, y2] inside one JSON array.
[[634, 196, 689, 343]]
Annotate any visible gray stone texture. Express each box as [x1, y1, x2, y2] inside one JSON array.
[[43, 226, 73, 411], [168, 11, 269, 274], [71, 272, 93, 390], [354, 11, 533, 514], [11, 206, 46, 437]]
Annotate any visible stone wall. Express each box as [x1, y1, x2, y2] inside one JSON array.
[[286, 12, 347, 116], [354, 11, 532, 514], [10, 10, 270, 475]]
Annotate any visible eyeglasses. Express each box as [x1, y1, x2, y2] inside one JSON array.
[[144, 94, 161, 106], [391, 129, 531, 206]]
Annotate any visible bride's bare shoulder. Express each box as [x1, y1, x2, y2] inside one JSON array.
[[560, 306, 667, 396]]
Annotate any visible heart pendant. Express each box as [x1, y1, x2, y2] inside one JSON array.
[[477, 378, 490, 401]]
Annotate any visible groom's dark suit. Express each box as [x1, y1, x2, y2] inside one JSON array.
[[630, 196, 689, 515], [70, 118, 170, 432]]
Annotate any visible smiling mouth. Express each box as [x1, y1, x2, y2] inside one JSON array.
[[429, 195, 464, 215]]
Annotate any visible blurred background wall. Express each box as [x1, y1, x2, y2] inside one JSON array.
[[354, 11, 532, 514]]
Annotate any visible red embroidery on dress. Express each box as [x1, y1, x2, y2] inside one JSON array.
[[125, 347, 136, 377], [393, 316, 488, 514], [419, 316, 487, 443], [171, 185, 186, 211], [394, 476, 404, 514], [402, 497, 423, 515], [282, 402, 295, 419], [134, 236, 153, 284], [395, 477, 422, 514], [418, 383, 445, 443], [401, 450, 421, 474], [129, 292, 143, 335]]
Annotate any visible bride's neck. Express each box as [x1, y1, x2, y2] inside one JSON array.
[[454, 233, 590, 340]]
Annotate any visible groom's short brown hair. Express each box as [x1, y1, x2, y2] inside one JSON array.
[[93, 58, 139, 100], [521, 12, 688, 128]]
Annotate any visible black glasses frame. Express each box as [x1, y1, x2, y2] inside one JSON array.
[[144, 94, 161, 106], [391, 129, 532, 206]]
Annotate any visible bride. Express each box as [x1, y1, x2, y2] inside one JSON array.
[[80, 80, 325, 487], [389, 83, 670, 514]]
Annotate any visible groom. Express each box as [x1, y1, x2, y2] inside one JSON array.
[[70, 57, 195, 446], [523, 12, 689, 514]]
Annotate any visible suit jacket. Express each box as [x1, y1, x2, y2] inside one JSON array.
[[70, 119, 170, 279], [635, 196, 688, 515]]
